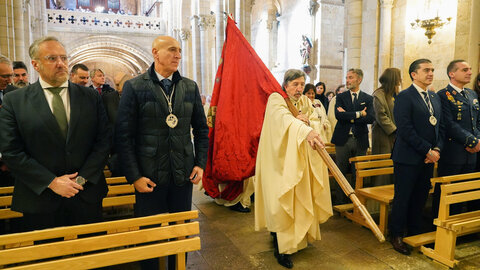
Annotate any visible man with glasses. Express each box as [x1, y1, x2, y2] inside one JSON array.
[[0, 36, 112, 231], [0, 55, 14, 106]]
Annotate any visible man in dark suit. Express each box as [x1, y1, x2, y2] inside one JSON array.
[[331, 68, 374, 204], [115, 35, 208, 269], [389, 58, 444, 255], [12, 61, 29, 88], [0, 36, 112, 231], [70, 63, 90, 87], [434, 60, 479, 216]]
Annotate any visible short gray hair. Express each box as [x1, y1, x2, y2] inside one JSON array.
[[0, 54, 12, 66], [282, 69, 305, 89], [29, 36, 65, 60], [90, 68, 104, 78], [348, 68, 363, 79]]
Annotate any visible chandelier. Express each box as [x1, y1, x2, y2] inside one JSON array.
[[411, 16, 452, 44]]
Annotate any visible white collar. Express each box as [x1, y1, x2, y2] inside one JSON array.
[[39, 77, 68, 89], [449, 82, 464, 93], [155, 70, 173, 82]]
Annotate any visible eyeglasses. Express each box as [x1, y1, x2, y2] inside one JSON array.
[[0, 74, 13, 79], [43, 55, 68, 63]]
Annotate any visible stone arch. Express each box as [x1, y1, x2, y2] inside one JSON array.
[[65, 35, 153, 85]]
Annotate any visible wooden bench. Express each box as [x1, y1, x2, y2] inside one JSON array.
[[0, 210, 200, 270], [419, 179, 480, 268], [0, 177, 135, 223], [333, 154, 394, 235], [404, 172, 480, 250]]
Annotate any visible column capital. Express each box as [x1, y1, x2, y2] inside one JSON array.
[[266, 9, 277, 30], [198, 14, 216, 31], [308, 0, 319, 16], [380, 0, 394, 8], [179, 29, 191, 40]]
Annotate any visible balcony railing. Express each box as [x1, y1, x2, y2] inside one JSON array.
[[47, 9, 166, 34]]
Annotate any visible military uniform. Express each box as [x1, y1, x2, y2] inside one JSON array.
[[434, 83, 480, 217]]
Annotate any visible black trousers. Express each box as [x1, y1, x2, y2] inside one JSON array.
[[389, 162, 433, 237], [21, 196, 103, 232], [135, 179, 193, 270], [433, 162, 478, 218], [333, 136, 367, 204]]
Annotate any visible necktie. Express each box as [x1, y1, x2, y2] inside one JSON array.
[[352, 92, 358, 110], [96, 87, 102, 95], [421, 92, 433, 114], [0, 90, 3, 105], [46, 87, 68, 138], [460, 90, 467, 98], [162, 79, 172, 96]]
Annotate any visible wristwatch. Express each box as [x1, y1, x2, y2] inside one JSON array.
[[75, 176, 87, 186]]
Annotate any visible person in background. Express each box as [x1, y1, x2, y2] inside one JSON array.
[[474, 72, 480, 172], [331, 69, 374, 204], [315, 81, 329, 111], [327, 84, 345, 131], [372, 68, 401, 154], [326, 91, 335, 102], [371, 68, 401, 186], [70, 63, 89, 87], [304, 83, 332, 142], [12, 61, 29, 88]]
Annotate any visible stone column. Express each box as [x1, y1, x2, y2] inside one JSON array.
[[266, 8, 277, 69], [345, 0, 362, 69], [179, 29, 191, 78], [377, 0, 394, 80], [215, 0, 225, 66], [13, 0, 25, 61], [235, 0, 244, 34], [198, 14, 215, 95], [190, 15, 202, 91], [243, 0, 254, 42]]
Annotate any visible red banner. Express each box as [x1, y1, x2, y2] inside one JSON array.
[[203, 17, 287, 201]]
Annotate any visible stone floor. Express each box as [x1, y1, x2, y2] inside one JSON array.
[[187, 188, 480, 270]]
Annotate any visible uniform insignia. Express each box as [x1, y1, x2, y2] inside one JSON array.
[[474, 99, 478, 104], [446, 91, 455, 103]]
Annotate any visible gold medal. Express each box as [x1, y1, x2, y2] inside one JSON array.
[[429, 115, 437, 126], [166, 113, 178, 128]]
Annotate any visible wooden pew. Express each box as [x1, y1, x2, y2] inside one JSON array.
[[0, 177, 135, 223], [419, 180, 480, 268], [333, 154, 394, 235], [0, 211, 201, 270], [404, 172, 480, 249]]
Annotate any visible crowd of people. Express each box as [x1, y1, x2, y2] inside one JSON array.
[[0, 33, 480, 269]]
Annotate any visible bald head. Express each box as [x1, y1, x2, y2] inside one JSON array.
[[152, 36, 182, 78]]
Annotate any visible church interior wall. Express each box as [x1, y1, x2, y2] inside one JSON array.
[[318, 1, 345, 94]]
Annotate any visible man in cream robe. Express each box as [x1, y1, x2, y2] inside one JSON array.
[[255, 69, 332, 268]]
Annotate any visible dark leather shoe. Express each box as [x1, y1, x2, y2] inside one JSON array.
[[228, 202, 251, 213], [390, 236, 410, 255], [274, 252, 293, 268]]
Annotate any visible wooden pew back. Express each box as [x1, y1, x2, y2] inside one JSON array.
[[0, 211, 200, 270]]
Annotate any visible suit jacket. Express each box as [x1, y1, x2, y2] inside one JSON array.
[[437, 85, 480, 165], [0, 81, 112, 213], [4, 84, 17, 94], [391, 85, 444, 165], [372, 89, 396, 154], [331, 90, 375, 148], [90, 84, 119, 124]]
